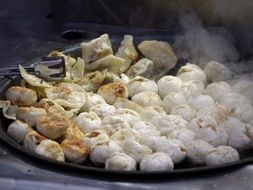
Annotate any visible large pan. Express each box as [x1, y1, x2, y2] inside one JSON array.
[[0, 35, 253, 179]]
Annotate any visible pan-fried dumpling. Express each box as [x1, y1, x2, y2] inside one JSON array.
[[16, 106, 46, 127], [7, 120, 32, 143], [110, 128, 141, 146], [23, 130, 47, 152], [105, 152, 136, 171], [170, 104, 196, 122], [81, 92, 106, 112], [139, 106, 166, 123], [60, 139, 90, 164], [68, 57, 85, 82], [44, 85, 86, 109], [97, 82, 128, 104], [81, 34, 113, 63], [180, 80, 204, 98], [163, 92, 186, 113], [39, 98, 66, 117], [113, 108, 140, 127], [138, 40, 177, 80], [131, 91, 162, 107], [220, 92, 251, 110], [19, 65, 52, 88], [48, 50, 76, 71], [85, 55, 125, 75], [188, 94, 215, 111], [126, 58, 154, 79], [127, 76, 158, 97], [77, 70, 106, 92], [89, 103, 116, 119], [82, 130, 110, 149], [113, 97, 144, 113], [115, 35, 138, 72], [35, 139, 65, 162], [204, 61, 232, 82], [6, 86, 37, 106], [0, 100, 17, 120], [204, 81, 232, 102], [167, 128, 196, 146]]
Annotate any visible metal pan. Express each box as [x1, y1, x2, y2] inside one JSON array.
[[0, 35, 253, 179]]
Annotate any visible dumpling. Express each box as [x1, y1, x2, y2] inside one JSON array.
[[90, 140, 122, 165], [220, 92, 251, 110], [7, 120, 32, 144], [157, 76, 183, 99], [138, 40, 177, 80], [188, 94, 215, 111], [139, 106, 166, 122], [112, 108, 140, 127], [205, 146, 239, 166], [180, 80, 204, 98], [126, 58, 154, 79], [39, 98, 66, 117], [35, 139, 65, 162], [113, 97, 144, 113], [131, 91, 162, 107], [89, 103, 116, 119], [110, 128, 141, 146], [16, 106, 46, 127], [74, 111, 101, 133], [115, 35, 138, 72], [61, 120, 84, 141], [167, 128, 196, 146], [163, 92, 187, 113], [60, 139, 90, 164], [122, 139, 152, 163], [81, 92, 106, 112], [105, 152, 136, 171], [140, 136, 167, 151], [81, 34, 113, 63], [170, 104, 196, 122], [0, 100, 17, 120], [82, 130, 110, 149], [140, 152, 174, 171], [204, 81, 232, 102], [186, 140, 214, 166], [36, 113, 68, 140], [97, 82, 128, 104], [23, 130, 47, 152], [68, 57, 85, 82], [6, 86, 37, 106], [204, 60, 232, 82], [232, 80, 253, 94], [48, 50, 76, 71], [127, 76, 158, 97], [132, 121, 160, 137], [188, 115, 228, 147]]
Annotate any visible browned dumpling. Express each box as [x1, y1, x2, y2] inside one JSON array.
[[23, 130, 47, 152], [97, 82, 128, 104], [36, 113, 68, 139], [16, 106, 46, 127], [6, 86, 37, 106], [61, 120, 84, 141], [60, 139, 90, 164]]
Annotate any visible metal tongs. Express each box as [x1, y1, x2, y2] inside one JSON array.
[[0, 56, 66, 81]]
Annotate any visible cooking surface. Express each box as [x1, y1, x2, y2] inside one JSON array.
[[1, 1, 253, 189]]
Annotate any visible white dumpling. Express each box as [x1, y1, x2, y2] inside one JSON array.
[[97, 82, 128, 104], [151, 115, 188, 137], [229, 104, 253, 123], [74, 111, 101, 133], [157, 76, 182, 99], [232, 80, 253, 94], [188, 94, 215, 111], [204, 81, 232, 102], [36, 113, 68, 140], [131, 91, 162, 107], [140, 152, 174, 171], [82, 130, 110, 149], [155, 139, 186, 164], [180, 80, 204, 98], [110, 128, 141, 146], [81, 92, 106, 112], [138, 40, 177, 80], [220, 92, 251, 110], [35, 139, 65, 162], [167, 128, 196, 146], [140, 136, 167, 152], [241, 84, 253, 103], [23, 130, 47, 152], [113, 97, 144, 113], [186, 140, 214, 166], [81, 34, 113, 63], [132, 121, 160, 137], [16, 106, 46, 127], [177, 63, 207, 84], [163, 92, 187, 113], [0, 100, 17, 120], [60, 139, 90, 164], [204, 61, 232, 82], [139, 106, 166, 122], [188, 115, 228, 147], [7, 120, 32, 144], [113, 108, 140, 127], [127, 76, 158, 97], [218, 117, 251, 150], [170, 104, 196, 122], [126, 58, 154, 79], [105, 152, 136, 171], [6, 86, 37, 106], [205, 146, 239, 166], [89, 103, 116, 119], [115, 35, 138, 72], [90, 140, 122, 165], [122, 139, 152, 163]]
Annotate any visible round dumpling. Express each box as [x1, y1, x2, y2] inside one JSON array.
[[232, 80, 253, 94], [105, 152, 136, 171], [132, 121, 160, 137], [180, 80, 204, 98], [23, 131, 47, 152], [81, 92, 106, 112], [204, 61, 232, 82], [220, 92, 251, 110], [167, 128, 196, 146], [74, 111, 101, 133], [157, 76, 182, 99], [139, 106, 166, 122], [131, 91, 162, 107], [82, 130, 110, 149], [127, 76, 158, 97], [140, 152, 174, 171], [170, 104, 196, 122], [112, 108, 140, 127], [205, 146, 239, 166], [89, 103, 116, 119], [188, 94, 215, 111], [140, 136, 167, 151], [110, 128, 141, 146], [186, 140, 214, 166], [163, 92, 186, 113], [204, 81, 232, 101]]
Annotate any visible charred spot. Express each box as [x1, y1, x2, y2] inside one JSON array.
[[88, 131, 101, 138]]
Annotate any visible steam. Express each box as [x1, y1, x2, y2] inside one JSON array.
[[174, 13, 240, 68]]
